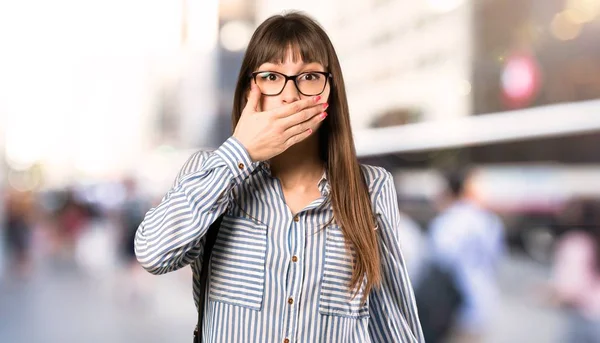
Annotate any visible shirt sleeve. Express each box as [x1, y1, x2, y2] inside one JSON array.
[[134, 136, 258, 275], [368, 171, 425, 343]]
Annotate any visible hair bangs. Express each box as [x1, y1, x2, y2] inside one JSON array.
[[253, 20, 330, 70]]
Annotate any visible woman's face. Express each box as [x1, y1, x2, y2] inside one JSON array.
[[253, 49, 330, 113]]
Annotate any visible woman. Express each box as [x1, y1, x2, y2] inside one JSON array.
[[135, 12, 423, 343]]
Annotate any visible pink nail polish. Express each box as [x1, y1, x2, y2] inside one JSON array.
[[323, 103, 329, 109], [315, 95, 321, 102], [321, 112, 328, 119], [308, 128, 313, 134]]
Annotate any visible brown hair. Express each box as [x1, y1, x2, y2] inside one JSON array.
[[231, 12, 381, 301]]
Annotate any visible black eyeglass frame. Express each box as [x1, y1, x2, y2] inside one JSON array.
[[249, 71, 333, 96]]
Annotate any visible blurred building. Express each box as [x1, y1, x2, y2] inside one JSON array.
[[0, 1, 224, 191], [329, 0, 472, 128], [213, 0, 258, 144], [470, 0, 600, 164], [157, 0, 220, 150], [348, 0, 600, 263], [473, 0, 600, 114]]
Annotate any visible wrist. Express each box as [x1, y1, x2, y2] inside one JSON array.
[[232, 135, 257, 162], [215, 136, 259, 178]]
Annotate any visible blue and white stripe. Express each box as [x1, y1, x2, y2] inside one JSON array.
[[135, 136, 424, 343]]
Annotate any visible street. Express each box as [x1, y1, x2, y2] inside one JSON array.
[[0, 257, 195, 343], [0, 253, 563, 343]]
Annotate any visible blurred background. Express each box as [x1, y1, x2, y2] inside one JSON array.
[[1, 0, 600, 342]]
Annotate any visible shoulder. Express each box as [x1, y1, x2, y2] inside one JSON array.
[[360, 165, 405, 234], [359, 164, 399, 212], [360, 164, 394, 197]]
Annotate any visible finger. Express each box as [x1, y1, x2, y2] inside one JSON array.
[[284, 110, 327, 138], [284, 127, 314, 149], [271, 95, 323, 118], [244, 81, 261, 114], [280, 103, 327, 130]]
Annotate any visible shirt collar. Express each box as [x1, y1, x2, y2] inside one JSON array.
[[258, 161, 330, 197], [317, 170, 330, 197]]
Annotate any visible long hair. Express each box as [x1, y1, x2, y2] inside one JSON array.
[[231, 12, 381, 300]]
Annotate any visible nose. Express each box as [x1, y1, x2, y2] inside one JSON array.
[[281, 79, 300, 104]]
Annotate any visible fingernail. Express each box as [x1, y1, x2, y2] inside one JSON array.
[[321, 112, 328, 119], [314, 95, 321, 102], [308, 128, 313, 134], [323, 103, 329, 109]]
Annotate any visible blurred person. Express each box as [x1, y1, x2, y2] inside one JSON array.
[[55, 189, 90, 260], [549, 198, 600, 343], [74, 197, 121, 293], [120, 178, 148, 263], [135, 12, 423, 343], [118, 177, 152, 302], [2, 189, 34, 279], [396, 209, 427, 283], [0, 188, 4, 277], [416, 168, 505, 343]]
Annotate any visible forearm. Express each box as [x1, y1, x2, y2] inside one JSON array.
[[134, 137, 258, 274]]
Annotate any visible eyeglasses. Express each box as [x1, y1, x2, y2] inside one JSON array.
[[250, 71, 332, 96]]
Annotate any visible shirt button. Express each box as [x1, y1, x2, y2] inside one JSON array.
[[293, 215, 299, 222], [288, 297, 294, 305], [238, 162, 245, 170], [291, 256, 298, 262], [284, 339, 290, 343]]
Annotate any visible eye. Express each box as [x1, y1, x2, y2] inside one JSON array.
[[299, 73, 322, 81], [257, 72, 281, 82]]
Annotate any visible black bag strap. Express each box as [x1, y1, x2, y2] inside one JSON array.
[[193, 214, 224, 343]]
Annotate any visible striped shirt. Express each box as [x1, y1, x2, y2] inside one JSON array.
[[135, 137, 424, 343]]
